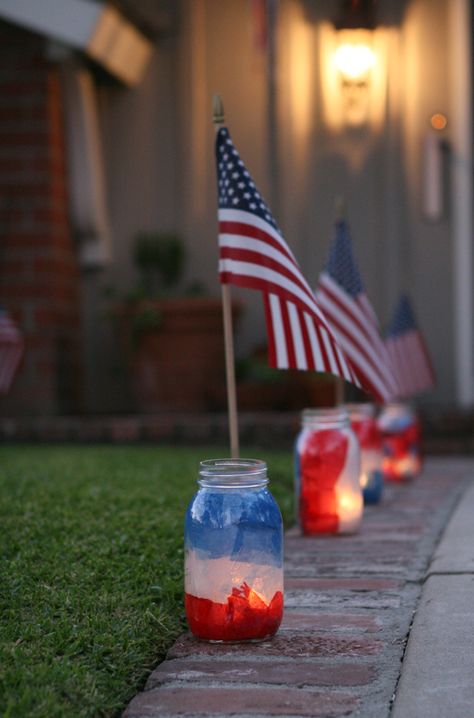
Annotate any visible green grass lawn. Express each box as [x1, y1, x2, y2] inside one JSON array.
[[0, 444, 294, 718]]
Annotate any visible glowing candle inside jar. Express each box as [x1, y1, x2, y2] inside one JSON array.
[[336, 488, 364, 533], [295, 407, 363, 534], [382, 452, 421, 479], [185, 459, 284, 642], [378, 403, 423, 481]]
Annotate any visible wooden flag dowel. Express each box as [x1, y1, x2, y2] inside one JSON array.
[[221, 284, 239, 458], [213, 93, 239, 458]]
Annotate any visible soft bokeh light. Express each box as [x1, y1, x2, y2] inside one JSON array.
[[430, 112, 448, 130], [318, 23, 393, 132], [334, 42, 376, 80]]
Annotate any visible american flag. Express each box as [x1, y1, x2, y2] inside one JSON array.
[[216, 127, 360, 387], [0, 308, 24, 395], [385, 294, 435, 397], [316, 220, 398, 403]]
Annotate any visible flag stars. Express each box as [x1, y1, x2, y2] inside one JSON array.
[[217, 127, 280, 231]]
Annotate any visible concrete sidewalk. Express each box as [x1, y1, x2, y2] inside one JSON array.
[[392, 479, 474, 718], [123, 458, 473, 718]]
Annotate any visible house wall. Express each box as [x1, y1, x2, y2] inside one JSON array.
[[399, 0, 456, 403], [83, 0, 463, 411]]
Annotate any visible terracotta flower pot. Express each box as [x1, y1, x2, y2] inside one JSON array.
[[123, 297, 236, 412]]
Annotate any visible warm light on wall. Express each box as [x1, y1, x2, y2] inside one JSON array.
[[333, 29, 376, 81], [317, 1, 393, 132], [318, 22, 392, 133]]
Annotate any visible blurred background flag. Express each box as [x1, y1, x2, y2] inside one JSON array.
[[0, 308, 24, 395], [385, 293, 436, 397], [216, 126, 361, 389], [316, 219, 398, 403]]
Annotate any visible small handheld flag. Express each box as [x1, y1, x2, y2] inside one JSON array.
[[216, 127, 362, 389], [0, 308, 24, 395], [316, 220, 398, 403], [385, 293, 435, 398]]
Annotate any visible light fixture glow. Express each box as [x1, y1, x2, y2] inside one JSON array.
[[334, 42, 376, 80]]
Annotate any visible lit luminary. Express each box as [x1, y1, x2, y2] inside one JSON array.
[[294, 408, 363, 535], [377, 403, 423, 481], [346, 403, 384, 504], [184, 459, 283, 642]]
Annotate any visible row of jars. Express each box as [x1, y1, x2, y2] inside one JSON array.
[[295, 402, 423, 535], [184, 403, 422, 643]]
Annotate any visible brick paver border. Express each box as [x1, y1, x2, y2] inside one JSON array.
[[123, 458, 471, 718]]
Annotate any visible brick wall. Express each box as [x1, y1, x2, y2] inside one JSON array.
[[0, 21, 81, 416]]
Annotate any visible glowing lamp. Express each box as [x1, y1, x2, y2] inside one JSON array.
[[295, 408, 363, 535], [346, 402, 384, 504], [184, 459, 283, 642], [377, 404, 423, 481], [321, 0, 384, 126], [334, 30, 376, 81]]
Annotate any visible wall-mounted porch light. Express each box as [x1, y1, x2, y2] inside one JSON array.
[[318, 0, 390, 133], [333, 0, 377, 126]]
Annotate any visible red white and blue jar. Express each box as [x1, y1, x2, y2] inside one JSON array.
[[346, 403, 384, 504], [295, 408, 363, 534], [377, 403, 423, 481], [184, 459, 284, 642]]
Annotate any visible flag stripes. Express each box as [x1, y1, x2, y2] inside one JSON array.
[[385, 294, 435, 397], [317, 272, 398, 400], [315, 220, 398, 403], [216, 126, 375, 394], [262, 293, 354, 381]]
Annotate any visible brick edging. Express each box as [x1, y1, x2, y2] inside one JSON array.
[[123, 458, 471, 718]]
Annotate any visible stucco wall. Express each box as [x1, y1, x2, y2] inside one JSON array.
[[84, 0, 464, 410]]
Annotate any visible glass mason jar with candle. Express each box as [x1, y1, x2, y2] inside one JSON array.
[[378, 403, 423, 481], [294, 407, 363, 534], [184, 459, 284, 642], [346, 403, 384, 504]]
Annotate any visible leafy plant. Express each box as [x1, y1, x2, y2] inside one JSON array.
[[133, 233, 185, 298]]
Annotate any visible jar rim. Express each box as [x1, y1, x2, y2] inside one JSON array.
[[301, 406, 349, 426], [345, 402, 376, 418], [381, 402, 414, 414], [198, 458, 268, 488]]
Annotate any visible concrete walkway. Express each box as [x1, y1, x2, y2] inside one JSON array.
[[123, 458, 473, 718], [392, 479, 474, 718]]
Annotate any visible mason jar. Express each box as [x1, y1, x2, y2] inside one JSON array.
[[294, 408, 363, 534], [184, 458, 284, 642], [346, 403, 384, 504], [377, 403, 423, 481]]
